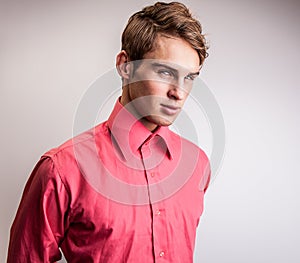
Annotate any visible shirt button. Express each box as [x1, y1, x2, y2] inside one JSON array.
[[150, 172, 155, 177], [155, 209, 161, 216], [159, 251, 165, 257]]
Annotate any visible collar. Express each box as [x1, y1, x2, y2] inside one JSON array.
[[107, 98, 175, 161]]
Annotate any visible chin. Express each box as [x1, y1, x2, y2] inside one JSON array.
[[159, 120, 173, 127], [148, 116, 174, 127]]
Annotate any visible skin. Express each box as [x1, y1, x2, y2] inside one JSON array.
[[116, 34, 200, 131]]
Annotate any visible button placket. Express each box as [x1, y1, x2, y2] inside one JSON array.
[[150, 171, 156, 178], [148, 170, 159, 183], [140, 136, 168, 261]]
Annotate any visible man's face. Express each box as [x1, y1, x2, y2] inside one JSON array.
[[124, 35, 200, 131]]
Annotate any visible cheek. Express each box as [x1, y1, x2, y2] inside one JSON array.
[[147, 81, 170, 95], [130, 80, 170, 103], [182, 84, 193, 98], [129, 83, 147, 99], [137, 81, 166, 97], [184, 89, 191, 99]]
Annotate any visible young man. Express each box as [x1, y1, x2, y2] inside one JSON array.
[[8, 2, 210, 262]]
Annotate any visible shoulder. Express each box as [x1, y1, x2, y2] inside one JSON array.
[[167, 129, 211, 191], [39, 122, 109, 178], [168, 129, 209, 163], [43, 122, 107, 159]]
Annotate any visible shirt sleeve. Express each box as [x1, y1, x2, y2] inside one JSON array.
[[7, 156, 70, 263], [199, 155, 211, 193]]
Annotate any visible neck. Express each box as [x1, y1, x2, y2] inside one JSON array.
[[120, 90, 158, 132]]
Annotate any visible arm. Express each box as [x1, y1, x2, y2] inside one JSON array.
[[7, 156, 70, 263]]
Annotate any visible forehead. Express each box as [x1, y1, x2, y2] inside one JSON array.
[[142, 34, 200, 72]]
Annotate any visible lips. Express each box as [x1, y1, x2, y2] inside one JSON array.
[[160, 104, 181, 115]]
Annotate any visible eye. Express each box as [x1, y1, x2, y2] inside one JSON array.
[[185, 74, 196, 81], [157, 69, 173, 78]]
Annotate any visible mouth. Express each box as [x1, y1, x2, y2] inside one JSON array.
[[160, 104, 181, 116]]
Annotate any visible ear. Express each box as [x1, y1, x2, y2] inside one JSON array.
[[116, 50, 131, 79]]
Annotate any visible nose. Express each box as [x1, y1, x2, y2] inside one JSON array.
[[167, 82, 186, 100]]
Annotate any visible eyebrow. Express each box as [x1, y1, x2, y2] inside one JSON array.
[[151, 62, 200, 77]]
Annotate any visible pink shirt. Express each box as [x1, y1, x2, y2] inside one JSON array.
[[8, 100, 210, 262]]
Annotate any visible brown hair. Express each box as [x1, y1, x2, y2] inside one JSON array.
[[121, 2, 208, 65]]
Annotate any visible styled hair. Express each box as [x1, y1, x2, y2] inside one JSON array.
[[121, 2, 208, 65]]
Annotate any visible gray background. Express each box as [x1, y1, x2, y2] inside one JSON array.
[[1, 0, 299, 262]]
